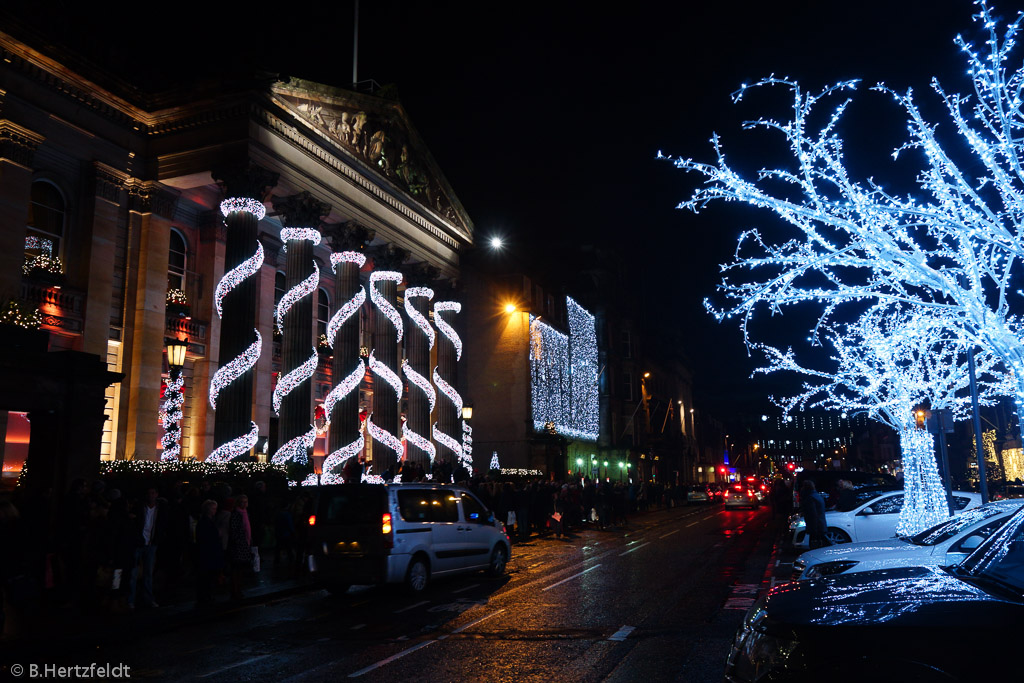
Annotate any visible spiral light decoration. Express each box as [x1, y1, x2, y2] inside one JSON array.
[[434, 301, 462, 360], [160, 374, 184, 461], [210, 330, 261, 409], [275, 261, 321, 335], [207, 421, 259, 463], [280, 228, 322, 250], [404, 287, 436, 350], [368, 411, 404, 458], [321, 361, 367, 473], [220, 197, 267, 221], [461, 421, 473, 468], [327, 253, 367, 347], [272, 350, 319, 415], [370, 271, 404, 343], [271, 425, 315, 465], [432, 421, 463, 462], [214, 241, 264, 320], [433, 365, 463, 416], [402, 360, 436, 414]]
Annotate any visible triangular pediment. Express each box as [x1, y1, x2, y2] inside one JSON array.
[[272, 79, 472, 239]]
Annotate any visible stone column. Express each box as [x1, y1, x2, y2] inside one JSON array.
[[0, 120, 44, 302], [323, 222, 373, 479], [124, 182, 180, 461], [404, 263, 439, 470], [208, 164, 278, 461], [433, 279, 464, 477], [368, 245, 408, 477], [81, 163, 129, 356], [271, 192, 329, 467]]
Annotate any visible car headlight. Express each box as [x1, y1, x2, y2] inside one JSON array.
[[802, 559, 859, 579]]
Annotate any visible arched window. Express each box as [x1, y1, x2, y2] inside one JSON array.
[[317, 288, 330, 339], [168, 229, 187, 291], [26, 180, 66, 266]]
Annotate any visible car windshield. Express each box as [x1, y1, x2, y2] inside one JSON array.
[[908, 504, 1019, 546], [958, 506, 1024, 594]]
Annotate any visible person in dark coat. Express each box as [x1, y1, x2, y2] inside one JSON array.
[[195, 499, 223, 607], [127, 487, 167, 609], [227, 494, 253, 600], [800, 480, 830, 549]]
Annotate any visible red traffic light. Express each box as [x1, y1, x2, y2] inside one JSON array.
[[786, 463, 796, 472], [719, 466, 727, 474]]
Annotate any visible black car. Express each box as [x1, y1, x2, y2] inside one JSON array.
[[726, 506, 1024, 682]]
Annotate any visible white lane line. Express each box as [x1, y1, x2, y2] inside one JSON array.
[[198, 654, 273, 678], [685, 521, 700, 528], [542, 564, 602, 591], [660, 529, 680, 539], [351, 623, 366, 630], [451, 583, 479, 594], [619, 542, 650, 556], [394, 600, 429, 614], [608, 625, 635, 642], [451, 608, 505, 634], [348, 641, 437, 678]]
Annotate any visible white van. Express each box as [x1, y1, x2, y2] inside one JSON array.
[[307, 483, 512, 594]]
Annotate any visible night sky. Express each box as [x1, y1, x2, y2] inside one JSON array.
[[2, 0, 1000, 417]]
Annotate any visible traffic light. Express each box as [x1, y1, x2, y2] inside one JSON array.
[[718, 466, 727, 475], [786, 463, 796, 472]]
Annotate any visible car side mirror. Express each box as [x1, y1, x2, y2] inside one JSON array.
[[858, 506, 875, 515], [960, 535, 984, 551]]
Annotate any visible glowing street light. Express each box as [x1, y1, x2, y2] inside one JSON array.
[[489, 236, 504, 250]]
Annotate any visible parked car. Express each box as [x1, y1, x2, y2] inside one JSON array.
[[724, 482, 761, 509], [792, 500, 1024, 580], [306, 483, 511, 594], [686, 485, 713, 504], [725, 504, 1024, 682], [788, 489, 981, 548]]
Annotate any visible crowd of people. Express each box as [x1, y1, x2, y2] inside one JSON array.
[[0, 471, 704, 639]]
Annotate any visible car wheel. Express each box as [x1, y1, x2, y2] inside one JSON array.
[[825, 528, 852, 545], [405, 555, 430, 594], [487, 545, 508, 577]]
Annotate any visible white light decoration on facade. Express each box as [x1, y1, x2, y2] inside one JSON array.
[[434, 301, 462, 360], [403, 422, 435, 464], [370, 271, 404, 343], [433, 421, 463, 462], [209, 329, 262, 409], [272, 348, 319, 414], [219, 197, 267, 221], [368, 412, 403, 458], [361, 471, 386, 485], [404, 287, 435, 349], [402, 359, 436, 413], [275, 262, 321, 335], [279, 228, 322, 251], [490, 451, 500, 471], [207, 420, 259, 463], [24, 236, 53, 254], [322, 360, 365, 421], [667, 2, 1024, 422], [322, 432, 365, 482], [433, 366, 463, 416], [214, 241, 264, 319], [327, 253, 367, 349], [369, 349, 403, 399], [160, 373, 184, 461], [272, 425, 315, 465], [461, 421, 473, 468], [529, 301, 599, 442]]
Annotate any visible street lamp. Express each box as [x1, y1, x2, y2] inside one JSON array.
[[162, 337, 188, 461]]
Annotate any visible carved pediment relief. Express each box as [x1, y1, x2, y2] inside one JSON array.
[[273, 80, 470, 236]]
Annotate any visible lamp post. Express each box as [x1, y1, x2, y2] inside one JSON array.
[[162, 337, 188, 461]]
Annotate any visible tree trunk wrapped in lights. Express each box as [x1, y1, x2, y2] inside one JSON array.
[[668, 3, 1024, 424], [754, 305, 1006, 535], [208, 165, 277, 462]]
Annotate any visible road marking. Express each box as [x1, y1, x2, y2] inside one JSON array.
[[348, 641, 437, 678], [451, 608, 505, 633], [608, 625, 635, 641], [452, 583, 479, 594], [619, 542, 650, 556], [351, 623, 366, 630], [685, 521, 700, 528], [542, 564, 602, 591], [660, 529, 680, 539], [394, 600, 429, 614], [198, 654, 273, 678]]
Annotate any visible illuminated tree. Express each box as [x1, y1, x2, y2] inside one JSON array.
[[756, 305, 1006, 534], [667, 1, 1024, 423]]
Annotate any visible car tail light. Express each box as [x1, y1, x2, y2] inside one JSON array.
[[382, 513, 393, 549], [308, 515, 316, 526]]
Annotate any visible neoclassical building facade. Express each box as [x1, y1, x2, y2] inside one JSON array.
[[0, 30, 473, 482]]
